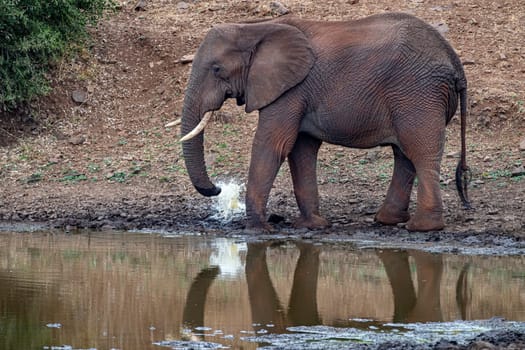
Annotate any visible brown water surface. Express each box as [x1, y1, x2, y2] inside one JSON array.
[[0, 231, 524, 349]]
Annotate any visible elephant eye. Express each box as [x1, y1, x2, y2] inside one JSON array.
[[211, 64, 221, 75]]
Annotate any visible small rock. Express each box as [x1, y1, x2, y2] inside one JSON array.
[[446, 151, 460, 158], [511, 165, 525, 177], [208, 4, 222, 11], [68, 135, 86, 145], [268, 213, 284, 224], [134, 0, 146, 11], [177, 1, 189, 10], [71, 90, 88, 104], [269, 1, 289, 16], [483, 156, 492, 162]]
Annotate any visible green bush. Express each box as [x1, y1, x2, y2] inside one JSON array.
[[0, 0, 115, 110]]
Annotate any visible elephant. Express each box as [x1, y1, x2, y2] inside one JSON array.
[[180, 12, 471, 232]]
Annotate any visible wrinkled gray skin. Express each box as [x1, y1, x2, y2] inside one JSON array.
[[180, 12, 470, 233]]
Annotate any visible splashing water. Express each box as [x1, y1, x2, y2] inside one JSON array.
[[211, 180, 246, 221], [209, 238, 247, 278]]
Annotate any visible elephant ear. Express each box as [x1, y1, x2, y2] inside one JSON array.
[[243, 23, 315, 113]]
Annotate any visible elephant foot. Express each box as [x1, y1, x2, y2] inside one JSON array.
[[406, 211, 444, 232], [375, 205, 410, 225], [293, 214, 331, 230]]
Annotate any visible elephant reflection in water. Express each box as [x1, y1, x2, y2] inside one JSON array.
[[181, 242, 321, 336], [181, 266, 220, 340], [182, 245, 470, 337], [378, 250, 471, 323], [245, 242, 321, 333]]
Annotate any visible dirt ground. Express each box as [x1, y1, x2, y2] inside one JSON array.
[[0, 0, 524, 242]]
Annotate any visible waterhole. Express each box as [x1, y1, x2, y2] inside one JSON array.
[[0, 231, 524, 349]]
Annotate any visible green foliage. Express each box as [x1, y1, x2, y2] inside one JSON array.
[[0, 0, 115, 109], [59, 169, 87, 182], [107, 171, 127, 183]]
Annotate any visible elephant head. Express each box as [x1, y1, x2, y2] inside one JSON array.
[[180, 21, 315, 197]]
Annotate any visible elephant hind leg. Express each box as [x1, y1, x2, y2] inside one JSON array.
[[387, 99, 447, 231], [288, 133, 331, 230], [406, 163, 445, 231], [375, 145, 414, 225]]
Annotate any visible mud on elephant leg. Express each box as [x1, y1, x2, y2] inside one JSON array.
[[375, 145, 415, 226], [288, 134, 330, 230]]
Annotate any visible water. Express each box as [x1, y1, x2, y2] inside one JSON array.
[[0, 231, 524, 350], [211, 181, 245, 221]]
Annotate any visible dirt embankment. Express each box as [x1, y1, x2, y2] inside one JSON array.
[[0, 0, 524, 241]]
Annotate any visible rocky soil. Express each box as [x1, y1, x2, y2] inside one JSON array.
[[0, 0, 524, 243]]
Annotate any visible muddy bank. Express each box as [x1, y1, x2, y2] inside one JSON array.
[[0, 180, 523, 256]]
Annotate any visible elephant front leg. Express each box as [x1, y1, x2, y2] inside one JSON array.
[[245, 162, 279, 232], [288, 134, 330, 229], [245, 134, 289, 232], [245, 105, 308, 232]]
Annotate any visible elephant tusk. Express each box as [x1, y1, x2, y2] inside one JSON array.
[[180, 111, 214, 142], [165, 119, 181, 128]]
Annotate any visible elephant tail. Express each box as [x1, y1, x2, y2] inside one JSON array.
[[455, 87, 472, 210]]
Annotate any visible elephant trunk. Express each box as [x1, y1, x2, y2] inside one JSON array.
[[181, 90, 221, 197]]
